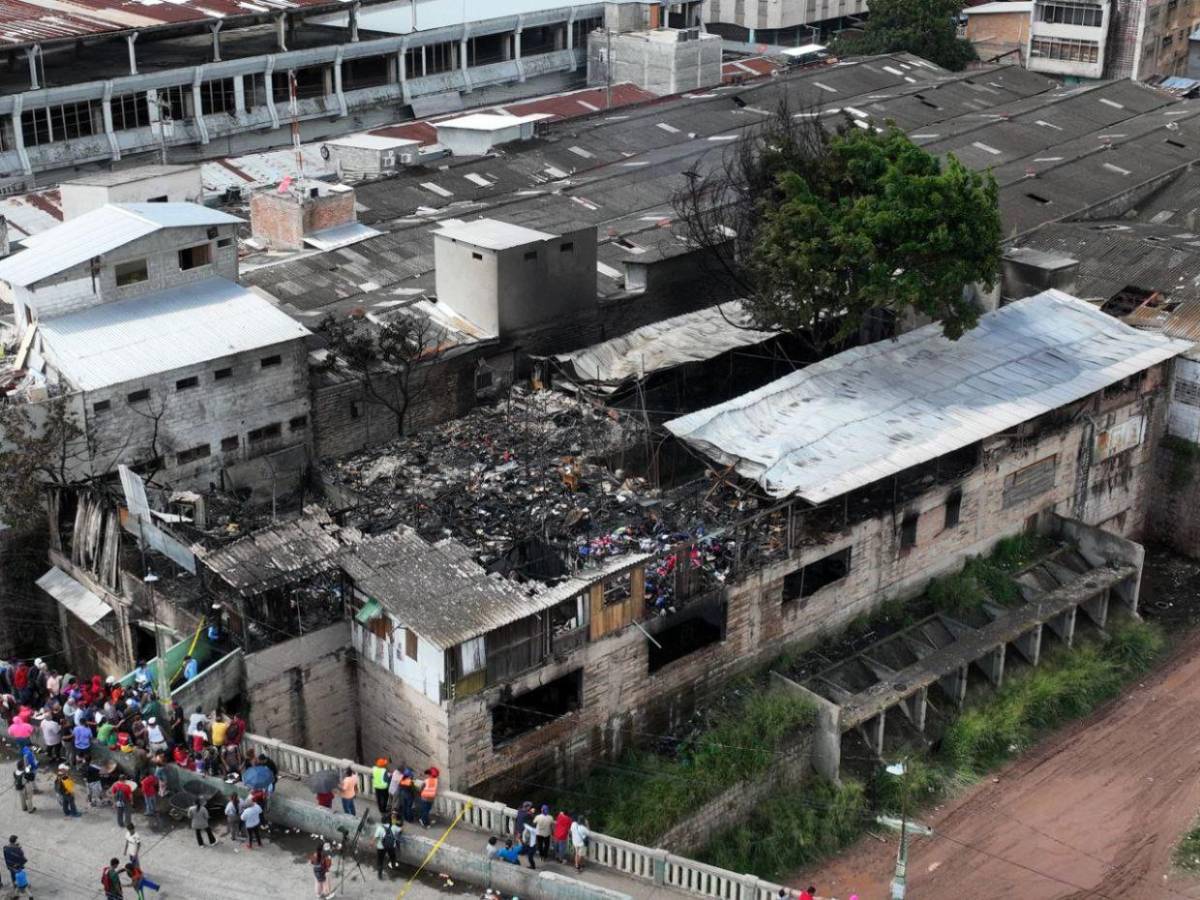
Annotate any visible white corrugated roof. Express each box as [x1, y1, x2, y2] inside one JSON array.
[[552, 302, 778, 393], [325, 133, 420, 150], [435, 112, 547, 132], [963, 1, 1032, 13], [666, 291, 1192, 503], [0, 203, 242, 288], [38, 277, 309, 391], [36, 566, 112, 627], [434, 218, 555, 250]]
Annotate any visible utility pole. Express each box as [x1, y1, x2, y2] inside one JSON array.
[[879, 761, 933, 900]]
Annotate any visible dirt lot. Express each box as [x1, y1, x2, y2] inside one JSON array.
[[798, 554, 1200, 900]]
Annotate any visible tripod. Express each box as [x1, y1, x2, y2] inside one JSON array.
[[335, 810, 371, 892]]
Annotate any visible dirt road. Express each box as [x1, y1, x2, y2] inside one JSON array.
[[799, 629, 1200, 900]]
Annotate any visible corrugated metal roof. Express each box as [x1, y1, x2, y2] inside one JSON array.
[[36, 565, 112, 626], [551, 302, 778, 393], [666, 291, 1192, 503], [340, 527, 542, 649], [0, 203, 241, 287], [37, 276, 310, 391], [0, 0, 370, 48], [195, 507, 360, 596]]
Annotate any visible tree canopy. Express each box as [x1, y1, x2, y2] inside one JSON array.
[[832, 0, 977, 72], [675, 106, 1000, 352]]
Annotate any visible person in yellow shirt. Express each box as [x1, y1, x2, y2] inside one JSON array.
[[211, 715, 229, 748], [371, 758, 390, 815]]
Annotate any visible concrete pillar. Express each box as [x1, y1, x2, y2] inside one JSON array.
[[192, 67, 209, 144], [275, 13, 288, 51], [421, 45, 427, 77], [748, 27, 756, 44], [233, 74, 246, 114], [101, 80, 120, 160], [870, 710, 885, 757], [1112, 574, 1140, 618], [555, 26, 565, 50], [908, 687, 928, 733], [1047, 606, 1077, 648], [263, 57, 280, 128], [10, 97, 31, 176], [349, 1, 360, 42], [977, 644, 1005, 688], [1013, 624, 1043, 666], [333, 47, 347, 117], [938, 664, 968, 710], [1083, 591, 1109, 630], [210, 21, 222, 61], [25, 45, 38, 90], [126, 33, 138, 76], [459, 38, 468, 72]]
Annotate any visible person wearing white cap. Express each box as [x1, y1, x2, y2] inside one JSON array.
[[146, 718, 167, 754]]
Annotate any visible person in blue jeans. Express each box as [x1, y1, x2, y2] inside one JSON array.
[[125, 860, 160, 898]]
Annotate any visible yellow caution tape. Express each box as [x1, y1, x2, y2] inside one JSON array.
[[396, 800, 473, 900]]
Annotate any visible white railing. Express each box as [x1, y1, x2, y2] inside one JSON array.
[[245, 732, 788, 900]]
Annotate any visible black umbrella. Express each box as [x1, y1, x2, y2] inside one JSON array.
[[304, 768, 342, 795]]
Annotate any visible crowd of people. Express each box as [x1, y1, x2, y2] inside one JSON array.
[[1, 655, 280, 898], [485, 803, 590, 872]]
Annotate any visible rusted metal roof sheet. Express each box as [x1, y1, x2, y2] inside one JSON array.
[[0, 0, 357, 47], [195, 506, 361, 596], [1126, 298, 1200, 342]]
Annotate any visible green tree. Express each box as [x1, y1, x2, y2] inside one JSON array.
[[674, 107, 1000, 353], [0, 395, 86, 522], [746, 124, 1000, 347], [833, 0, 976, 72]]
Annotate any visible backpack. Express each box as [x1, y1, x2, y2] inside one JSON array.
[[382, 826, 397, 851]]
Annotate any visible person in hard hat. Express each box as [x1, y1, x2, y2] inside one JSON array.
[[371, 758, 390, 815]]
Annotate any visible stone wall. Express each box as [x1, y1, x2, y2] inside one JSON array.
[[173, 649, 246, 714], [356, 650, 449, 770], [655, 727, 813, 855], [245, 622, 359, 761]]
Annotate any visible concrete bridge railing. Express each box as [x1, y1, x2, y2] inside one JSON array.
[[243, 732, 788, 900]]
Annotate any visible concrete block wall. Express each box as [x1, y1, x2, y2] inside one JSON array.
[[357, 651, 450, 770], [311, 351, 480, 460], [82, 337, 311, 489], [250, 188, 356, 250], [172, 648, 246, 714], [655, 727, 813, 854], [245, 621, 360, 761], [18, 224, 239, 322]]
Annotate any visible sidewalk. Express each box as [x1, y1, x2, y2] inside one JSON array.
[[270, 776, 696, 900]]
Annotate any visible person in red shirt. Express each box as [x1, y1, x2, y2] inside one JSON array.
[[139, 773, 160, 817], [552, 810, 573, 863], [111, 780, 134, 828], [798, 887, 816, 900]]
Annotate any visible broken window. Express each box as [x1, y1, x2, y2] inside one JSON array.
[[900, 512, 919, 550], [1003, 455, 1057, 509], [783, 546, 852, 603], [492, 669, 582, 747], [93, 400, 111, 414], [343, 54, 390, 91], [115, 259, 148, 286], [175, 376, 199, 391], [944, 488, 963, 529], [485, 615, 546, 684], [260, 354, 282, 369], [217, 237, 233, 248], [647, 601, 725, 674], [178, 244, 211, 270], [157, 85, 192, 122], [127, 389, 150, 404], [221, 436, 239, 452], [603, 571, 632, 606], [289, 415, 308, 431], [177, 444, 211, 465], [247, 423, 281, 443]]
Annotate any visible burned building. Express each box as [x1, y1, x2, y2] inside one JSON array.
[[321, 290, 1188, 792]]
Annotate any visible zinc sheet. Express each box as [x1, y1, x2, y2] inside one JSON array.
[[666, 290, 1192, 503]]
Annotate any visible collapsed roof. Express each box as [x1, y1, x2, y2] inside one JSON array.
[[666, 290, 1192, 503]]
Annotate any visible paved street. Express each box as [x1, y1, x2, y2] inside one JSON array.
[[0, 774, 462, 900]]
